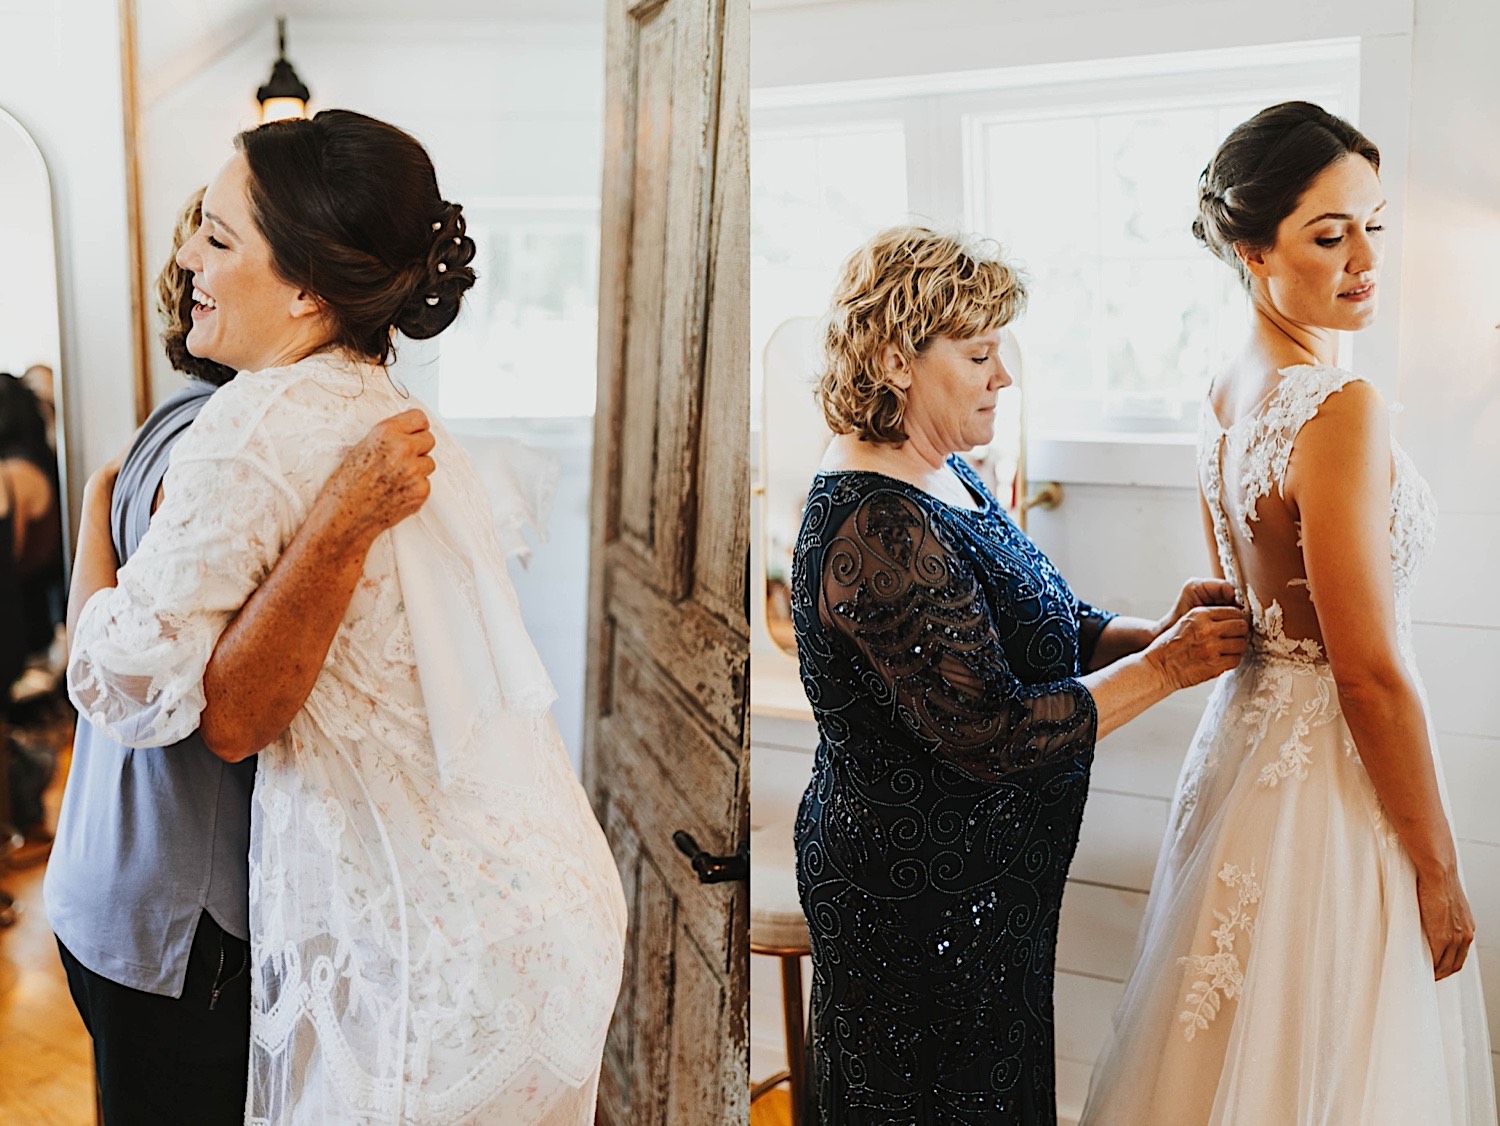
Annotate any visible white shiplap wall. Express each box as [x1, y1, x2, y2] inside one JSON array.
[[1393, 0, 1500, 1093]]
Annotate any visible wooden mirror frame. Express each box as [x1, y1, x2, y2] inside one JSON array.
[[0, 103, 74, 574], [118, 0, 154, 426]]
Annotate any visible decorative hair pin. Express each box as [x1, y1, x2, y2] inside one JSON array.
[[437, 262, 447, 273], [425, 295, 439, 306], [432, 221, 442, 231]]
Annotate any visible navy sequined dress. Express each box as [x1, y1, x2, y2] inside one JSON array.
[[792, 457, 1113, 1125]]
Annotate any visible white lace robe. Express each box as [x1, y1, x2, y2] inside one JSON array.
[[69, 354, 627, 1125]]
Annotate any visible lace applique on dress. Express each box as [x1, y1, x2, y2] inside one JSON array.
[[1194, 366, 1438, 786], [1177, 861, 1263, 1041], [1216, 364, 1366, 544]]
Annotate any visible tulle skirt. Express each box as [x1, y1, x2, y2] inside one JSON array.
[[1081, 651, 1495, 1126]]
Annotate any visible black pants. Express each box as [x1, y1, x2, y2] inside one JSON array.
[[57, 911, 250, 1126]]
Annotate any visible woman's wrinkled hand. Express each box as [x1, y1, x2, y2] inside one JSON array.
[[1144, 605, 1249, 691], [1416, 865, 1476, 981], [318, 409, 437, 546], [1157, 577, 1241, 636]]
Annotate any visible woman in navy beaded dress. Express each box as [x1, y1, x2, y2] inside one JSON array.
[[791, 227, 1252, 1124]]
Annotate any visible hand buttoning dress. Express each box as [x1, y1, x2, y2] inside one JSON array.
[[1082, 364, 1495, 1126], [69, 353, 627, 1125]]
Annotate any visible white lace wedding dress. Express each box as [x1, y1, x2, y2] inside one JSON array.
[[1081, 364, 1495, 1125], [70, 353, 627, 1125]]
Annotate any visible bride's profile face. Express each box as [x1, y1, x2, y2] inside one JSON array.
[[1244, 154, 1385, 334], [174, 154, 324, 373]]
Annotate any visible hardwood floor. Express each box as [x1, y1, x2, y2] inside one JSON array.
[[750, 1088, 793, 1126], [0, 735, 95, 1126]]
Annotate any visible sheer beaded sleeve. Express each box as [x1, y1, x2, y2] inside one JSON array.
[[68, 392, 294, 750], [819, 490, 1097, 781], [1075, 598, 1116, 671]]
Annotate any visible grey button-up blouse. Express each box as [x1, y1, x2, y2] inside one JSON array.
[[45, 379, 256, 997]]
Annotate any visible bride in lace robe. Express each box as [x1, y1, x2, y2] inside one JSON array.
[[1082, 103, 1494, 1125], [66, 111, 626, 1124]]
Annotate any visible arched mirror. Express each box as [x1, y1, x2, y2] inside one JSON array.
[[0, 105, 69, 928], [0, 105, 69, 703], [759, 316, 1028, 659]]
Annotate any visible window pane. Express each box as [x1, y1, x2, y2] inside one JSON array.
[[1098, 108, 1218, 259], [973, 97, 1326, 434], [437, 209, 600, 419], [751, 122, 908, 427]]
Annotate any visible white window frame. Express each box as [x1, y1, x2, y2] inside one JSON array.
[[752, 36, 1412, 487], [437, 196, 602, 427]]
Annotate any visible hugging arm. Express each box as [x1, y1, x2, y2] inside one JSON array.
[[197, 410, 435, 761], [68, 408, 435, 759]]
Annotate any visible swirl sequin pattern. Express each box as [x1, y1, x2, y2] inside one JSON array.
[[791, 456, 1111, 1124]]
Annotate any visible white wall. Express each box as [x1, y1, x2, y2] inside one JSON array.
[[1396, 0, 1500, 1091], [751, 0, 1413, 89], [749, 0, 1500, 1118], [0, 0, 138, 532], [138, 16, 605, 405]]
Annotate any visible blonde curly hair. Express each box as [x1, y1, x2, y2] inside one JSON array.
[[818, 226, 1027, 445], [156, 187, 236, 385]]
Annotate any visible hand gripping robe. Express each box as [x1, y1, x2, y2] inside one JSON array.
[[69, 353, 627, 1125]]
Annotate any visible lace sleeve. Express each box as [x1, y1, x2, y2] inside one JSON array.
[[819, 491, 1097, 781], [68, 449, 293, 749], [1075, 599, 1116, 671]]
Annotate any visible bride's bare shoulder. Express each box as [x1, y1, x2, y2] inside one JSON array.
[[1291, 369, 1386, 433], [1284, 374, 1390, 496]]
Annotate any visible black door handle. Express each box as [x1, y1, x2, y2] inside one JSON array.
[[672, 830, 749, 884]]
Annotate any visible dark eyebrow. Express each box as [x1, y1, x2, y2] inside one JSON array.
[[202, 210, 241, 241], [1301, 200, 1388, 228]]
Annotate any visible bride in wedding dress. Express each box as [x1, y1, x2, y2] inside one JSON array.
[[66, 111, 626, 1124], [1081, 102, 1495, 1125]]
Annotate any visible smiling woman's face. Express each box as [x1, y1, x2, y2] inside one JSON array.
[[173, 153, 326, 373], [1244, 154, 1386, 334]]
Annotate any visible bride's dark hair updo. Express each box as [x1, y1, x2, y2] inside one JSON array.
[[234, 108, 477, 365], [1193, 101, 1380, 287]]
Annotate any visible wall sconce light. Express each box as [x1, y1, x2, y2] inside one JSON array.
[[257, 17, 310, 124]]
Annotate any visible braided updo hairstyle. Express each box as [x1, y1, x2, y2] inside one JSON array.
[[1193, 101, 1379, 287], [234, 108, 477, 365]]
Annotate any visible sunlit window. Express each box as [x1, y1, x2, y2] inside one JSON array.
[[752, 42, 1360, 438], [438, 204, 600, 419], [751, 122, 908, 427], [971, 95, 1345, 434]]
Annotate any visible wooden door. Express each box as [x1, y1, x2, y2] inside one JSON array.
[[584, 0, 749, 1121]]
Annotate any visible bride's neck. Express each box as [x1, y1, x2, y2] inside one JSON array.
[[1245, 295, 1339, 369]]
